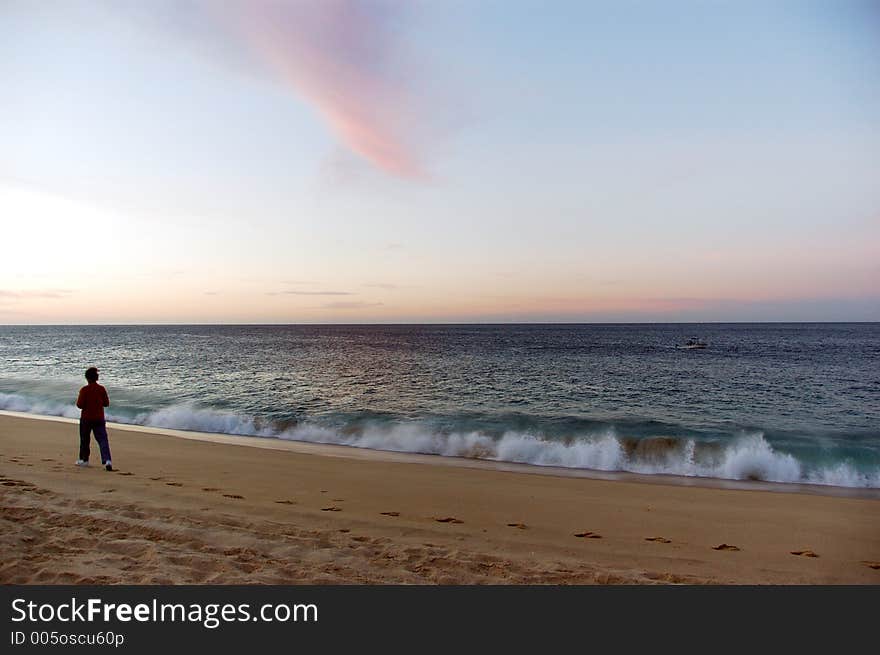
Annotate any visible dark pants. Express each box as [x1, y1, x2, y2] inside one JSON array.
[[79, 420, 111, 464]]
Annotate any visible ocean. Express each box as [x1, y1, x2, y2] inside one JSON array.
[[1, 323, 878, 488]]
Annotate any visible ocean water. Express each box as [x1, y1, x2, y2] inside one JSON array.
[[1, 324, 878, 488]]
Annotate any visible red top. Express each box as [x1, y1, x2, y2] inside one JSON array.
[[76, 383, 109, 421]]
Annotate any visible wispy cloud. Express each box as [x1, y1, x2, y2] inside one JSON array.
[[322, 301, 383, 310], [104, 1, 425, 178], [363, 283, 398, 290], [212, 0, 423, 178], [0, 289, 75, 302], [267, 290, 354, 296]]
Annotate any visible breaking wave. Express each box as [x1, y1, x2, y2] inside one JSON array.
[[2, 393, 878, 489], [277, 423, 879, 488]]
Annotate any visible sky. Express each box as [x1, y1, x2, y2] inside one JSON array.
[[1, 0, 878, 323]]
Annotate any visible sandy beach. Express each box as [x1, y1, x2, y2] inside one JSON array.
[[1, 411, 878, 584]]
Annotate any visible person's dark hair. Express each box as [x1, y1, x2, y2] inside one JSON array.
[[85, 367, 99, 382]]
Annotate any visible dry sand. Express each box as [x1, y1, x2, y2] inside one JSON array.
[[1, 412, 878, 584]]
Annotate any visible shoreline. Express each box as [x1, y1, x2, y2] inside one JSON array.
[[2, 412, 879, 584], [2, 410, 877, 500]]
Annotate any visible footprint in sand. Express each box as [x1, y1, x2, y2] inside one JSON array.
[[790, 550, 819, 558], [380, 511, 400, 517], [165, 482, 183, 487], [321, 506, 342, 512], [861, 561, 880, 570], [223, 494, 245, 500], [507, 523, 528, 530], [202, 487, 220, 492], [434, 517, 463, 524], [645, 536, 672, 543], [1, 479, 35, 488], [274, 499, 297, 505], [149, 477, 164, 481], [100, 489, 116, 494], [116, 472, 134, 476], [574, 531, 602, 539], [713, 543, 741, 551]]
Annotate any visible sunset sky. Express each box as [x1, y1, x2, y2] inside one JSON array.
[[2, 0, 878, 323]]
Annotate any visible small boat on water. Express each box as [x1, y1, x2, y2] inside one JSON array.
[[677, 337, 707, 350]]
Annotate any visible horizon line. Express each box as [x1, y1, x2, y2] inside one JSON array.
[[2, 321, 878, 327]]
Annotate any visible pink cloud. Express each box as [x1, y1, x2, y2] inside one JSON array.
[[214, 0, 422, 178]]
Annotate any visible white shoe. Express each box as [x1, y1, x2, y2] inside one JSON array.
[[75, 459, 89, 467]]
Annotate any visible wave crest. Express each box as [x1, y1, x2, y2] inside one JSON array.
[[2, 392, 877, 488]]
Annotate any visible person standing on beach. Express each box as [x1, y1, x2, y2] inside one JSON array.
[[75, 367, 113, 471]]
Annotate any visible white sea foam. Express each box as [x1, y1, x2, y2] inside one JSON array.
[[713, 433, 802, 483], [494, 431, 625, 470], [138, 404, 277, 438], [2, 392, 878, 488], [275, 423, 879, 488], [0, 392, 79, 419], [804, 461, 878, 488]]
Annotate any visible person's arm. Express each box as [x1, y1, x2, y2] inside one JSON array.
[[102, 387, 110, 408], [76, 388, 84, 409]]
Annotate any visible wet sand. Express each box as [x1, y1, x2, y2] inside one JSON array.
[[1, 412, 878, 584]]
